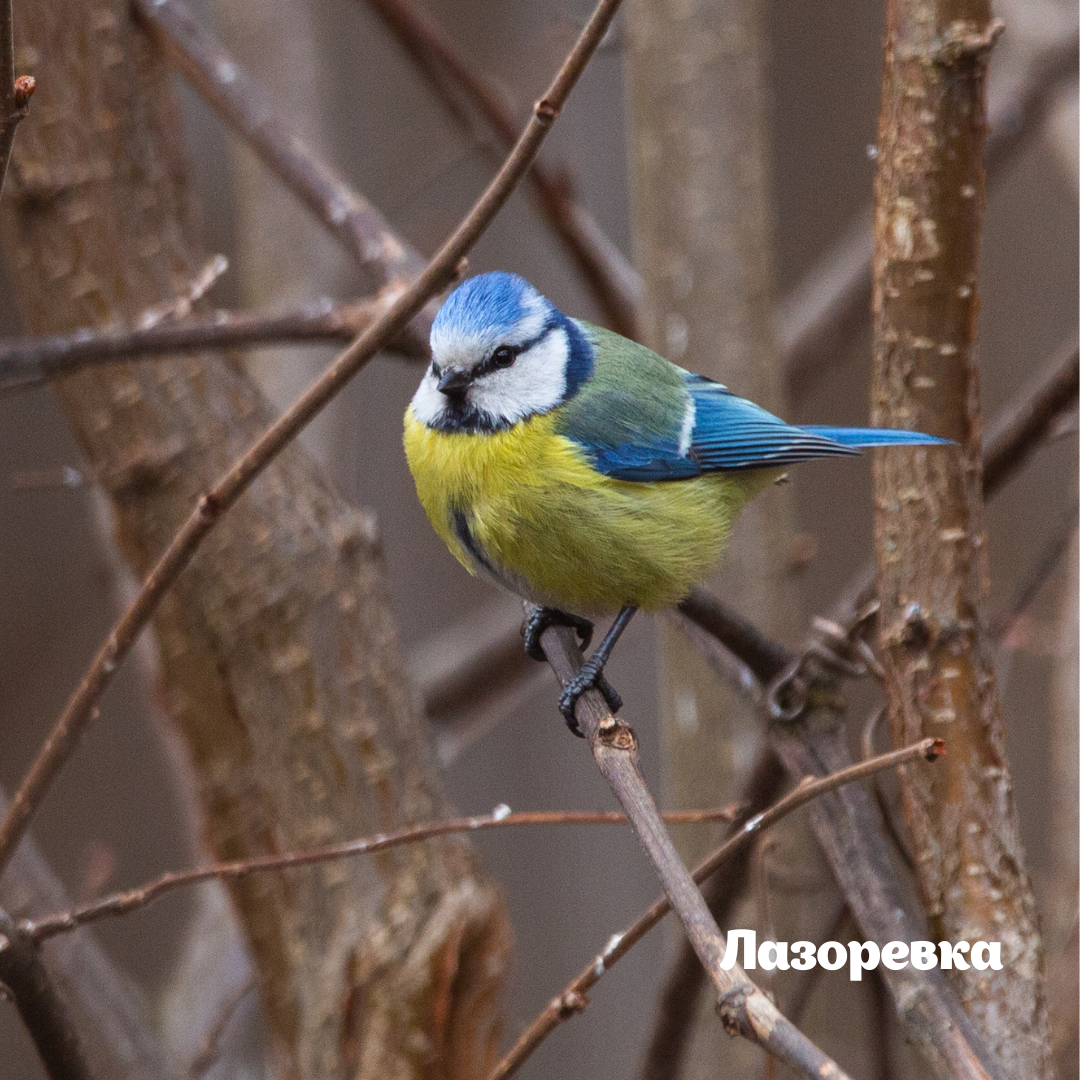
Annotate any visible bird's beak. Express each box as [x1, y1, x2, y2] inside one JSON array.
[[437, 368, 472, 397]]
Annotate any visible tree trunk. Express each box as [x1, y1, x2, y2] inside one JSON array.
[[869, 2, 1049, 1075], [625, 2, 813, 1077], [0, 3, 510, 1078]]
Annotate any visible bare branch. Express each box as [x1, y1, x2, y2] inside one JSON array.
[[0, 788, 178, 1080], [639, 749, 786, 1080], [533, 614, 861, 1080], [0, 0, 32, 193], [0, 0, 626, 879], [0, 909, 92, 1080], [365, 0, 640, 337], [0, 293, 427, 394]]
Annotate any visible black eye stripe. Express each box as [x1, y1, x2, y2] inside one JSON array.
[[475, 322, 558, 377]]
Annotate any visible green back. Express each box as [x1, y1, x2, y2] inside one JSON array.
[[553, 321, 689, 448]]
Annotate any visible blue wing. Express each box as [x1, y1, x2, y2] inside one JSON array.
[[572, 371, 950, 482]]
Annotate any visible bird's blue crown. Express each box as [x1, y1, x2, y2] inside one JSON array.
[[431, 271, 543, 346]]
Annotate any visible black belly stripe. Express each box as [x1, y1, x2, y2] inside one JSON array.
[[453, 510, 495, 574]]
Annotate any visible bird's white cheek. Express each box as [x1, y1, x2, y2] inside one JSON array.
[[410, 373, 447, 426], [471, 330, 568, 422]]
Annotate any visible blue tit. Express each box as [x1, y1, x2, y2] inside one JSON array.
[[403, 271, 949, 732]]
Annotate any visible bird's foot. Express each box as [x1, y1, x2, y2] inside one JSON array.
[[522, 607, 594, 663], [558, 655, 622, 737]]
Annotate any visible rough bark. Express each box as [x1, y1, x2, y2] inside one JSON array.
[[625, 3, 809, 1077], [0, 3, 510, 1078], [869, 2, 1049, 1075]]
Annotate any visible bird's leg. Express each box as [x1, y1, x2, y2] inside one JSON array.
[[559, 606, 637, 736], [522, 607, 594, 662]]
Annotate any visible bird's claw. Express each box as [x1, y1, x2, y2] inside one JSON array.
[[558, 656, 622, 736], [523, 607, 594, 663]]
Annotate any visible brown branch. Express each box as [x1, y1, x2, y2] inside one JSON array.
[[0, 909, 91, 1080], [133, 0, 428, 293], [493, 646, 942, 1080], [23, 804, 750, 942], [0, 0, 625, 879], [364, 0, 640, 337], [0, 0, 32, 194], [532, 615, 860, 1080], [636, 749, 781, 1080], [781, 27, 1078, 399], [0, 293, 427, 394]]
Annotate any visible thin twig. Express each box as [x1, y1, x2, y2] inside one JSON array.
[[0, 909, 91, 1080], [532, 615, 873, 1080], [781, 28, 1078, 398], [24, 805, 748, 940], [490, 646, 942, 1080], [133, 0, 428, 293], [0, 293, 426, 394], [0, 0, 32, 195], [0, 0, 626, 880], [365, 0, 640, 337]]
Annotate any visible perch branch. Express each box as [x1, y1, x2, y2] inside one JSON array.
[[490, 737, 941, 1080], [0, 909, 91, 1080], [364, 0, 640, 336], [0, 0, 626, 879], [532, 612, 857, 1080]]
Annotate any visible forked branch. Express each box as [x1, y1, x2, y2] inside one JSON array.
[[532, 611, 856, 1080], [489, 734, 943, 1080]]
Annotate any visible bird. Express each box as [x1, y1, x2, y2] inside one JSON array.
[[403, 271, 949, 734]]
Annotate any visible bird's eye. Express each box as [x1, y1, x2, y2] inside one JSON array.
[[491, 346, 516, 369]]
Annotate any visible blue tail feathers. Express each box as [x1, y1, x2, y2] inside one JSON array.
[[800, 426, 953, 448]]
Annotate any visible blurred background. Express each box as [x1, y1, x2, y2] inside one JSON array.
[[0, 0, 1075, 1077]]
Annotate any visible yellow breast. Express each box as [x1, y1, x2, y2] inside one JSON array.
[[403, 406, 769, 614]]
